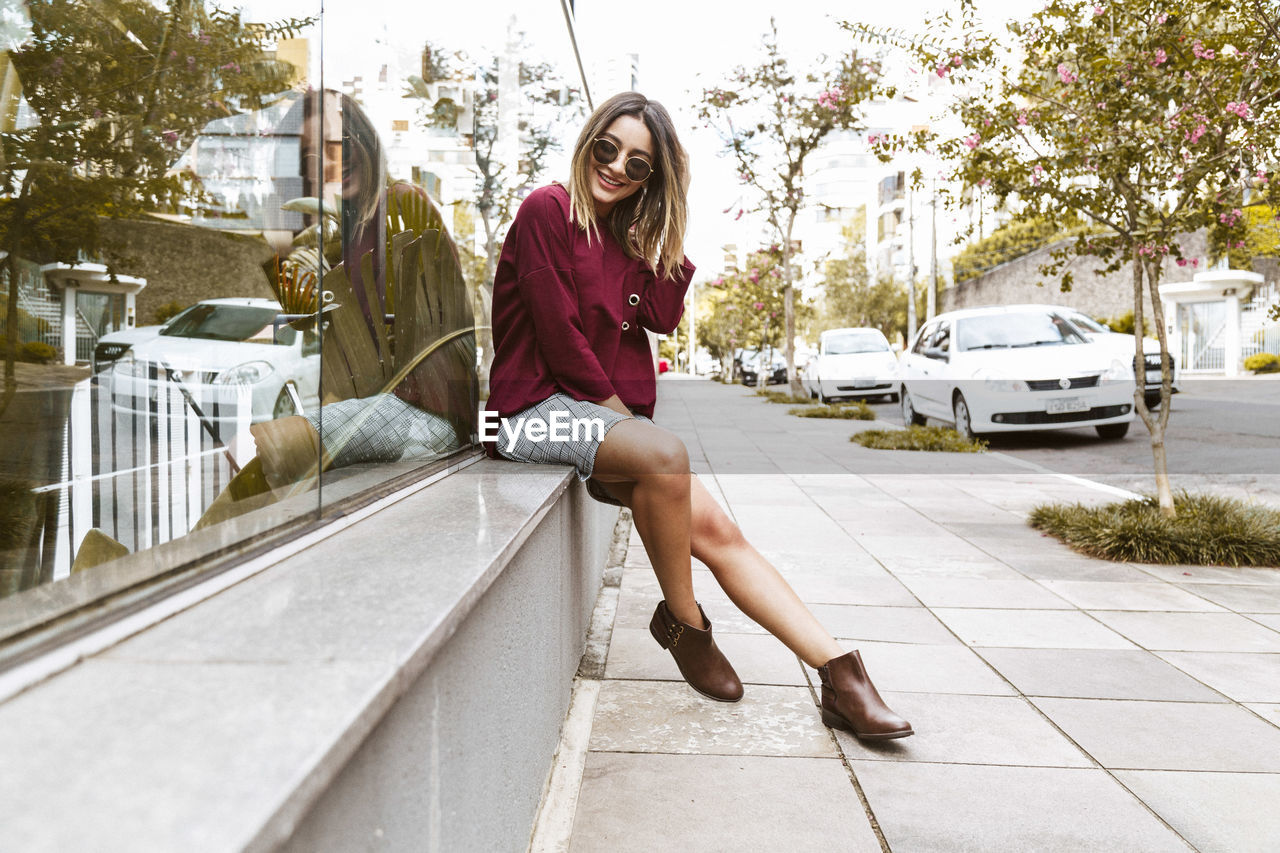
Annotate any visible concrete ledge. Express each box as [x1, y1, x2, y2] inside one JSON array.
[[0, 460, 618, 852]]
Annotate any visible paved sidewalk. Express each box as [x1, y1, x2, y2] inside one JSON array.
[[541, 379, 1280, 853]]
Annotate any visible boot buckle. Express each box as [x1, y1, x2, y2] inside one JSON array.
[[668, 623, 684, 647]]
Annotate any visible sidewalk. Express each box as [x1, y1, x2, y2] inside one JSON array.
[[536, 379, 1280, 853]]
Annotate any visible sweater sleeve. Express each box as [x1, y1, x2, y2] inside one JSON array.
[[511, 191, 617, 402], [636, 256, 695, 335]]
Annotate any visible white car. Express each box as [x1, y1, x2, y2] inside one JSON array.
[[93, 323, 166, 371], [1049, 306, 1180, 408], [105, 298, 321, 432], [803, 327, 899, 404], [898, 305, 1136, 440]]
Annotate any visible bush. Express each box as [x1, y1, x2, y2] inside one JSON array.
[[1029, 492, 1280, 566], [1244, 352, 1280, 373], [1100, 310, 1152, 337], [952, 214, 1097, 283], [755, 388, 811, 404], [851, 425, 987, 452], [153, 301, 187, 324], [789, 402, 875, 420], [20, 341, 57, 363]]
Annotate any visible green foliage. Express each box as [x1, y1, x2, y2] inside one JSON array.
[[19, 341, 56, 363], [1100, 310, 1151, 337], [852, 425, 986, 452], [697, 246, 801, 362], [152, 301, 187, 325], [755, 388, 810, 404], [817, 211, 915, 342], [1029, 492, 1280, 566], [1244, 352, 1280, 373], [1210, 204, 1280, 268], [953, 215, 1095, 284], [789, 402, 875, 420]]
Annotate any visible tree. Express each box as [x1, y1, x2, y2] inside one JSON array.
[[816, 210, 919, 344], [853, 0, 1280, 516], [1, 0, 306, 408], [407, 39, 581, 390], [696, 19, 879, 396]]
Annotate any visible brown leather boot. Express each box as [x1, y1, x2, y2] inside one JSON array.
[[818, 650, 913, 740], [649, 600, 744, 702]]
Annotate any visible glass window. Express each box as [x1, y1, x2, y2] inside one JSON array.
[[825, 331, 890, 355], [955, 312, 1087, 351], [0, 0, 586, 653]]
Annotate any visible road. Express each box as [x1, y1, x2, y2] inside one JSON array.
[[869, 377, 1280, 506]]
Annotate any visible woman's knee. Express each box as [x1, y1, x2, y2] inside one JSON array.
[[640, 432, 690, 479], [692, 505, 746, 551]]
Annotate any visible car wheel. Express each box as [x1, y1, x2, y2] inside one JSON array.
[[952, 392, 976, 441], [273, 384, 299, 419], [1143, 391, 1162, 410], [886, 392, 899, 404], [900, 386, 925, 426], [1095, 422, 1130, 440]]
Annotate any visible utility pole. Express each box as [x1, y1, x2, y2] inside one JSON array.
[[928, 176, 938, 321], [906, 181, 917, 341], [687, 279, 696, 373]]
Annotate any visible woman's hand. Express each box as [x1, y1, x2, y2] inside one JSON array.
[[596, 394, 633, 417]]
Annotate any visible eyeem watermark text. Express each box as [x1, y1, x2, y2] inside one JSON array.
[[480, 411, 606, 453]]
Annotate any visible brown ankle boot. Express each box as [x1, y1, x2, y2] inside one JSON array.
[[649, 600, 744, 702], [818, 650, 913, 740]]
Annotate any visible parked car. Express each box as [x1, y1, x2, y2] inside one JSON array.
[[105, 298, 321, 430], [738, 347, 787, 386], [1049, 306, 1180, 408], [898, 305, 1136, 440], [93, 323, 166, 372], [802, 327, 899, 404]]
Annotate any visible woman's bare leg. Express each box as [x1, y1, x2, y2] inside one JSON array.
[[593, 422, 843, 668], [591, 419, 701, 627]]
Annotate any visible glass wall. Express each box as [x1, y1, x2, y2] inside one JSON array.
[[0, 0, 588, 647]]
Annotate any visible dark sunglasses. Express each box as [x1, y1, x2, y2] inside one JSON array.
[[591, 137, 653, 182]]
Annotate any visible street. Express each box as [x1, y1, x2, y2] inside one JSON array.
[[870, 378, 1280, 506]]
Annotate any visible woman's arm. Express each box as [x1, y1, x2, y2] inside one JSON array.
[[636, 257, 696, 335]]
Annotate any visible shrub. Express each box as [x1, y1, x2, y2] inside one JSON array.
[[20, 341, 57, 363], [1029, 492, 1280, 566], [1244, 352, 1280, 373], [153, 301, 187, 324], [755, 388, 811, 404], [852, 425, 987, 452], [789, 402, 875, 420], [952, 214, 1097, 283]]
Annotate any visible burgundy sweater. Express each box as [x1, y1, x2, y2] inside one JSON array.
[[484, 184, 693, 455]]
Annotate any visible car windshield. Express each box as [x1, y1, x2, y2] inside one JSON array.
[[1065, 311, 1110, 335], [160, 304, 283, 344], [955, 312, 1086, 351], [825, 332, 889, 355]]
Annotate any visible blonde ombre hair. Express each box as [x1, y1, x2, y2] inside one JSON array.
[[567, 92, 689, 280]]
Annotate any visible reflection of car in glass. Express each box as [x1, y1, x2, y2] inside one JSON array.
[[1049, 306, 1180, 409], [898, 305, 1136, 440], [93, 323, 166, 372], [105, 298, 321, 428], [802, 327, 899, 404]]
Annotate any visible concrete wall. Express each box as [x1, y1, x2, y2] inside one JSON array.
[[278, 483, 615, 853], [943, 230, 1210, 319]]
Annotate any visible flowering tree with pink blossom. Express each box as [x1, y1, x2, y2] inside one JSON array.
[[696, 246, 800, 383], [695, 19, 879, 396], [851, 0, 1280, 516]]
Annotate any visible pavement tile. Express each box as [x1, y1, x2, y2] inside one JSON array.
[[604, 628, 805, 687], [754, 548, 891, 579], [1087, 611, 1280, 652], [833, 692, 1091, 767], [932, 608, 1135, 649], [1245, 704, 1280, 727], [1114, 770, 1280, 853], [569, 752, 879, 853], [778, 573, 920, 607], [974, 648, 1226, 702], [1155, 651, 1280, 703], [804, 642, 1016, 696], [849, 762, 1190, 853], [1038, 580, 1225, 611], [1247, 613, 1280, 631], [1173, 582, 1280, 613], [588, 680, 835, 758], [1031, 697, 1280, 771], [872, 553, 1025, 580], [618, 568, 732, 604], [1138, 564, 1280, 586], [810, 604, 961, 645], [1012, 557, 1164, 582], [898, 577, 1073, 609], [852, 534, 994, 563]]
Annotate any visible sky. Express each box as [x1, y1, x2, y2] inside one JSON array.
[[239, 0, 1030, 276]]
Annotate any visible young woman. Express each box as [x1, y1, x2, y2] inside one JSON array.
[[484, 92, 911, 740]]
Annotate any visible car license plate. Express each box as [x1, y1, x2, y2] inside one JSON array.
[[1046, 396, 1089, 414]]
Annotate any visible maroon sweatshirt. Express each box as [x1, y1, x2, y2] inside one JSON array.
[[483, 184, 693, 455]]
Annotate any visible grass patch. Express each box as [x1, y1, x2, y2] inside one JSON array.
[[1029, 492, 1280, 566], [755, 388, 812, 404], [852, 425, 987, 453], [789, 402, 875, 420]]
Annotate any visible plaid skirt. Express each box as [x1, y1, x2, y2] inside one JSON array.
[[494, 393, 651, 506]]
